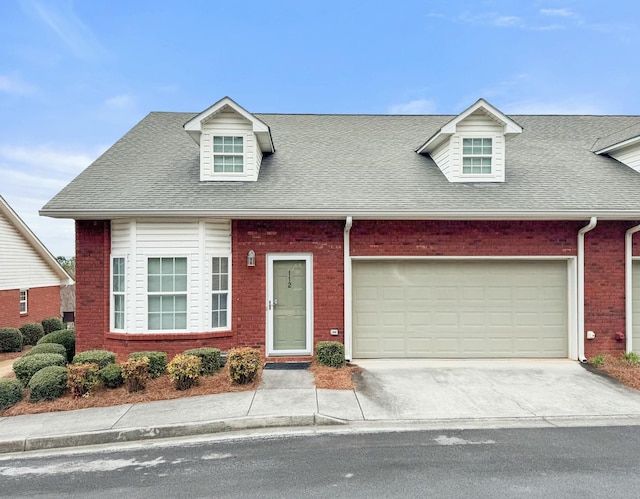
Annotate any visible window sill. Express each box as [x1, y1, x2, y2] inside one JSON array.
[[106, 330, 233, 341]]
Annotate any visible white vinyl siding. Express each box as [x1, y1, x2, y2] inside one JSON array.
[[111, 218, 231, 333], [353, 260, 568, 358], [19, 289, 27, 314], [610, 144, 640, 174], [0, 212, 63, 290], [200, 109, 259, 181]]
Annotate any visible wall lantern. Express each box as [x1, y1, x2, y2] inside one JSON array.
[[247, 250, 256, 267]]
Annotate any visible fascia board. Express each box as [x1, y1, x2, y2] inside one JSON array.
[[594, 135, 640, 155], [39, 207, 640, 221]]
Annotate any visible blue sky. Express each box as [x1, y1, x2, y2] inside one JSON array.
[[1, 0, 639, 257]]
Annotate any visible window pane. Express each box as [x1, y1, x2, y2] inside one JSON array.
[[220, 257, 228, 273], [161, 313, 174, 329], [219, 310, 227, 327], [175, 258, 187, 274], [148, 258, 160, 274], [175, 313, 187, 330], [175, 275, 187, 292], [148, 275, 160, 292], [220, 274, 228, 290], [174, 295, 187, 312], [148, 295, 161, 312], [161, 275, 174, 292], [161, 258, 174, 274], [212, 311, 219, 328], [148, 314, 161, 330], [212, 274, 220, 291]]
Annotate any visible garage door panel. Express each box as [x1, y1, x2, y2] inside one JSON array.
[[353, 260, 568, 358]]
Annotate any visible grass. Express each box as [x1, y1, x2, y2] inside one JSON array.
[[0, 350, 359, 416]]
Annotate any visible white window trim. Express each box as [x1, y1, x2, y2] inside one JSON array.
[[110, 256, 126, 331], [212, 135, 246, 177], [145, 256, 190, 333], [19, 289, 27, 314], [210, 255, 232, 331], [462, 137, 493, 175]]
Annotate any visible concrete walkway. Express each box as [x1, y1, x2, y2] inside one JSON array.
[[2, 360, 640, 454]]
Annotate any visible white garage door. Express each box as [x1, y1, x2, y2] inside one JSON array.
[[353, 260, 568, 358], [633, 261, 640, 353]]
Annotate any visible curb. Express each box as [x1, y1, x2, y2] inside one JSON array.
[[0, 413, 345, 454]]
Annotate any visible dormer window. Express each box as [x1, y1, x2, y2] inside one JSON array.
[[213, 136, 244, 173], [462, 138, 492, 174]]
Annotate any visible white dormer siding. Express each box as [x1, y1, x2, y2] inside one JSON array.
[[610, 144, 640, 173], [416, 98, 522, 183], [184, 96, 274, 183], [200, 110, 261, 181]]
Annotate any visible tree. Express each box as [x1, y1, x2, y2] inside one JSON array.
[[56, 256, 75, 278]]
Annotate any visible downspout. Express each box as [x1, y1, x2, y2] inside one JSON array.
[[344, 217, 353, 361], [577, 217, 597, 363], [625, 223, 640, 353]]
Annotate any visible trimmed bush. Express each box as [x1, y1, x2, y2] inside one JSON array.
[[0, 328, 23, 353], [167, 354, 201, 390], [25, 343, 67, 357], [122, 357, 149, 393], [41, 317, 64, 334], [227, 347, 261, 385], [37, 329, 75, 362], [28, 366, 68, 402], [128, 351, 167, 378], [0, 379, 23, 410], [13, 353, 67, 387], [19, 323, 45, 346], [183, 347, 222, 375], [315, 341, 345, 368], [73, 350, 116, 369], [67, 363, 100, 398], [99, 363, 124, 389]]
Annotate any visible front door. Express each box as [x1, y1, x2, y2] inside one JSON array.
[[267, 255, 312, 356]]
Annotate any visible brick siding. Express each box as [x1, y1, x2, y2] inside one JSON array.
[[0, 286, 61, 329]]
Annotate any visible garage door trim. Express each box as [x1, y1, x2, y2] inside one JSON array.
[[345, 256, 578, 360]]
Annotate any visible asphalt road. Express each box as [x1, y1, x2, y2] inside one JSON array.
[[1, 426, 640, 498]]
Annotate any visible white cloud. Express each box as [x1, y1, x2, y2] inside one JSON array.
[[540, 8, 575, 18], [494, 16, 523, 27], [0, 73, 37, 95], [25, 0, 110, 60], [388, 99, 437, 115], [0, 143, 102, 256], [105, 94, 136, 110]]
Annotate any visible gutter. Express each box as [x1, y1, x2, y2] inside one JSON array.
[[577, 217, 597, 362], [626, 223, 640, 353], [344, 217, 353, 361]]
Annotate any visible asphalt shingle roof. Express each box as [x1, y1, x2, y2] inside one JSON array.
[[41, 111, 640, 219]]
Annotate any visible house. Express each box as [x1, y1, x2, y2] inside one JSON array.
[[0, 195, 74, 328], [41, 97, 640, 361]]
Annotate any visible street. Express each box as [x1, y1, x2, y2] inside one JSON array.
[[1, 426, 640, 498]]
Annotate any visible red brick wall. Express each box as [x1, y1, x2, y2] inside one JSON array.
[[0, 286, 61, 329], [233, 220, 345, 353], [75, 220, 111, 352]]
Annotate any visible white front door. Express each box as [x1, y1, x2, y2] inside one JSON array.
[[266, 254, 313, 356]]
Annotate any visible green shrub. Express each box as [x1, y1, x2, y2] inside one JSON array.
[[122, 357, 149, 393], [227, 347, 261, 385], [41, 317, 64, 334], [19, 323, 44, 346], [591, 354, 605, 368], [25, 343, 67, 357], [167, 354, 201, 390], [183, 347, 222, 375], [37, 329, 75, 362], [13, 353, 67, 387], [67, 363, 100, 398], [128, 351, 167, 378], [73, 350, 116, 369], [622, 351, 640, 364], [0, 379, 23, 410], [28, 366, 68, 402], [99, 363, 124, 389], [315, 341, 345, 368], [0, 328, 23, 353]]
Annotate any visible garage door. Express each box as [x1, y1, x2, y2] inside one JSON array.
[[353, 260, 568, 358], [633, 261, 640, 353]]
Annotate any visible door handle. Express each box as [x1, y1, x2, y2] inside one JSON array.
[[269, 299, 279, 310]]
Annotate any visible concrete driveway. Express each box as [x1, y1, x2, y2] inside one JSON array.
[[351, 359, 640, 422]]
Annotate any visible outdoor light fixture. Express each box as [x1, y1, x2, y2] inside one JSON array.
[[247, 250, 256, 267]]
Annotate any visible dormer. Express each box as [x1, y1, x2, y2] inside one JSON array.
[[184, 97, 275, 182], [592, 122, 640, 174], [416, 99, 522, 183]]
